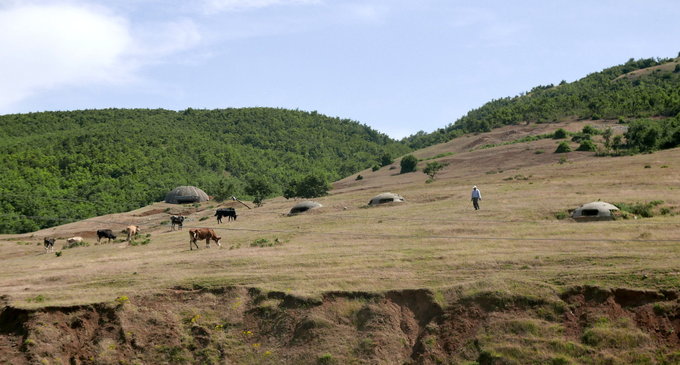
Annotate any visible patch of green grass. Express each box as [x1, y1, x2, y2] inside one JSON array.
[[26, 294, 46, 303], [615, 200, 664, 218], [419, 152, 454, 161], [250, 238, 283, 248], [581, 317, 650, 350], [317, 353, 335, 364]]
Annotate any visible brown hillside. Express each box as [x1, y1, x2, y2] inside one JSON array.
[[2, 119, 680, 364]]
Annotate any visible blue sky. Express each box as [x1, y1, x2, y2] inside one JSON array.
[[1, 0, 679, 138]]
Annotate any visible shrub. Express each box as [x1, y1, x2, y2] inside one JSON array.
[[553, 128, 568, 139], [555, 142, 572, 153], [582, 125, 599, 135], [355, 174, 363, 181], [371, 165, 380, 172], [400, 154, 418, 173], [577, 140, 597, 151]]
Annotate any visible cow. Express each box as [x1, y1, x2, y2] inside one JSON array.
[[215, 208, 237, 223], [188, 228, 221, 250], [126, 225, 140, 242], [66, 237, 83, 244], [97, 229, 116, 243], [170, 215, 185, 231], [43, 238, 55, 253]]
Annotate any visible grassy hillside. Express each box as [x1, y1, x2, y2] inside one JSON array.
[[2, 119, 680, 364], [404, 56, 680, 149], [0, 108, 410, 234]]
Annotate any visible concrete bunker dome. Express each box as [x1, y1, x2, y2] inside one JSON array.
[[289, 201, 323, 215], [368, 192, 405, 206], [571, 201, 619, 222], [164, 186, 210, 204]]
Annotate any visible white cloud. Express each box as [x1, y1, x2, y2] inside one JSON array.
[[201, 0, 320, 13], [0, 3, 133, 110], [0, 2, 203, 112]]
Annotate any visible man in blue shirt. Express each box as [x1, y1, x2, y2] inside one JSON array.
[[471, 186, 481, 210]]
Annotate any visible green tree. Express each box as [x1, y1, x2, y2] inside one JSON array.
[[295, 174, 330, 198], [602, 127, 613, 150], [213, 177, 243, 202], [283, 174, 330, 199], [423, 161, 446, 180], [400, 155, 418, 173], [245, 175, 274, 207]]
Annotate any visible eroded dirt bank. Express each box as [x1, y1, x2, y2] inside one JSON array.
[[1, 286, 679, 364]]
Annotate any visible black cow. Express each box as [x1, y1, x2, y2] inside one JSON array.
[[97, 229, 117, 243], [215, 208, 237, 223], [170, 215, 185, 231], [43, 237, 55, 253]]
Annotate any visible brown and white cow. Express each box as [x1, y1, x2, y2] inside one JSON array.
[[126, 225, 140, 242], [188, 228, 221, 250], [66, 236, 83, 244]]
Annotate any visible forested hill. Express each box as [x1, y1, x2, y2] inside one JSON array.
[[404, 56, 680, 149], [0, 108, 410, 233]]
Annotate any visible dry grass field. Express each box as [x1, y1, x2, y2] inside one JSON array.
[[2, 119, 680, 364]]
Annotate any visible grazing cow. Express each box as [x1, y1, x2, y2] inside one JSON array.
[[188, 228, 222, 250], [170, 215, 185, 231], [66, 237, 83, 244], [97, 229, 116, 243], [126, 225, 140, 242], [43, 238, 55, 253], [215, 208, 237, 223]]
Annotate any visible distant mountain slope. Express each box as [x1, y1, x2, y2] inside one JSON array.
[[0, 108, 410, 233], [404, 56, 680, 149]]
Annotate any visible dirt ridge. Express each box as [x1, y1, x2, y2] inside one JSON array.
[[1, 285, 679, 364]]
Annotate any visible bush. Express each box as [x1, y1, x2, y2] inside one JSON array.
[[400, 155, 418, 173], [355, 174, 363, 180], [577, 140, 597, 151], [555, 142, 572, 153], [553, 128, 568, 139], [371, 165, 380, 172]]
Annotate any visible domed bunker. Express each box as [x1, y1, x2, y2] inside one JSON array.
[[571, 201, 619, 222], [368, 192, 405, 206], [289, 201, 323, 215], [164, 186, 210, 204]]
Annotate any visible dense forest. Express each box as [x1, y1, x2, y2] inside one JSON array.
[[403, 56, 680, 149], [0, 108, 410, 233]]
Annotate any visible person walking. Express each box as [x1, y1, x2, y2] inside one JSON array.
[[471, 185, 481, 210]]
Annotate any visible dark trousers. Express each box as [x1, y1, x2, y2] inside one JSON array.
[[472, 198, 480, 210]]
